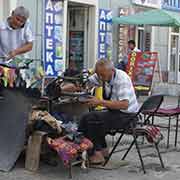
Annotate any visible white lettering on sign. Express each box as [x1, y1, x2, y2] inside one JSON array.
[[46, 39, 53, 50], [100, 43, 105, 53], [44, 0, 64, 77], [46, 13, 53, 24], [100, 54, 106, 58], [132, 0, 161, 8], [100, 10, 106, 20], [100, 21, 106, 31], [46, 51, 53, 62], [46, 65, 54, 76], [46, 0, 53, 11], [99, 32, 106, 42], [98, 9, 113, 59], [46, 25, 53, 37], [120, 9, 125, 15], [106, 11, 112, 21], [54, 2, 63, 12]]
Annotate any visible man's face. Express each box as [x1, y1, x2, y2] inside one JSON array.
[[10, 15, 26, 29], [128, 43, 135, 51], [96, 66, 114, 82]]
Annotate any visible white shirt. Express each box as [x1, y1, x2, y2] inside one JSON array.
[[88, 69, 139, 113], [128, 47, 141, 54], [133, 47, 141, 52], [0, 19, 34, 60]]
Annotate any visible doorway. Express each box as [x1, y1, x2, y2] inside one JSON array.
[[67, 3, 89, 72], [168, 27, 180, 83]]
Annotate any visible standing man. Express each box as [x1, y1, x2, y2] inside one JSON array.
[[79, 59, 139, 164], [117, 40, 141, 71], [0, 6, 34, 61], [127, 40, 141, 53]]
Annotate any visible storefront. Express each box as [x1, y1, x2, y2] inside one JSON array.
[[117, 1, 161, 63], [44, 0, 98, 77], [168, 27, 180, 83], [132, 0, 161, 52], [17, 0, 98, 78], [162, 0, 180, 83]]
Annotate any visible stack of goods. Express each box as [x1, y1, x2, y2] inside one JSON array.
[[29, 110, 93, 168]]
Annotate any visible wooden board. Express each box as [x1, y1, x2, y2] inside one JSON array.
[[25, 131, 47, 171]]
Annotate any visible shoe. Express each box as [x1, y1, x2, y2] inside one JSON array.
[[89, 151, 105, 165]]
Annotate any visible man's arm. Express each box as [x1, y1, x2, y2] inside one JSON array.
[[7, 42, 33, 60], [7, 20, 34, 60], [86, 72, 133, 110], [101, 99, 129, 110], [86, 97, 129, 110], [61, 83, 81, 92]]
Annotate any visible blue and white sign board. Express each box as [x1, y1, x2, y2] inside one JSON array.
[[162, 0, 180, 10], [44, 0, 64, 77], [98, 9, 113, 60], [132, 0, 161, 9]]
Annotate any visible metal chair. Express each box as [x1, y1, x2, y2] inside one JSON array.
[[143, 95, 180, 148], [103, 95, 164, 174]]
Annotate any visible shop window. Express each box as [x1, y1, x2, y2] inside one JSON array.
[[68, 8, 85, 71], [137, 26, 145, 51], [172, 27, 179, 33], [170, 35, 178, 72]]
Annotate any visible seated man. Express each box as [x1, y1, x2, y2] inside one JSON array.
[[78, 59, 139, 164]]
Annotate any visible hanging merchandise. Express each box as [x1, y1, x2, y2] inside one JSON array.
[[0, 57, 44, 89]]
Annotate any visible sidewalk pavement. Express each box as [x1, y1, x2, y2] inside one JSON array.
[[1, 96, 180, 180]]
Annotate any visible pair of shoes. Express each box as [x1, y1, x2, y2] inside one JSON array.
[[89, 151, 105, 165]]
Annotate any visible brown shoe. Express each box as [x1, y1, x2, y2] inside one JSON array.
[[89, 151, 105, 165]]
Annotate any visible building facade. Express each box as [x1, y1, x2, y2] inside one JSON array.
[[15, 0, 98, 77], [100, 0, 180, 88], [161, 0, 180, 84], [98, 0, 158, 68], [2, 0, 180, 89]]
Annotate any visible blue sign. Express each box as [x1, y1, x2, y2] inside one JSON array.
[[162, 0, 180, 10], [44, 0, 64, 77], [98, 9, 113, 60]]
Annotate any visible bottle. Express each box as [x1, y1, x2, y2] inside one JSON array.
[[95, 86, 104, 111]]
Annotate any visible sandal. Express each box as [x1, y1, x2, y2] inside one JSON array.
[[89, 151, 105, 165]]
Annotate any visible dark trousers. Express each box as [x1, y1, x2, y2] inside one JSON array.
[[78, 110, 137, 151]]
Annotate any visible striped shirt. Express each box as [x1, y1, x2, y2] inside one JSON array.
[[0, 18, 34, 60], [88, 69, 139, 113]]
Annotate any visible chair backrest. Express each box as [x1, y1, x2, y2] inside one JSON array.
[[138, 95, 164, 114]]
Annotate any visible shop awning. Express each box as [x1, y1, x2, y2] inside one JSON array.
[[113, 9, 180, 27]]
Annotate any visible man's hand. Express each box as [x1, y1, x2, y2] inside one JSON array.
[[86, 96, 102, 107], [86, 98, 129, 110], [7, 50, 17, 60], [61, 83, 82, 92], [6, 42, 33, 60]]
